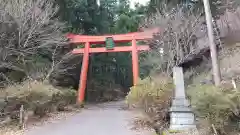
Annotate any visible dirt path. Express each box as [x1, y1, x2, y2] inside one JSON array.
[[25, 101, 155, 135]]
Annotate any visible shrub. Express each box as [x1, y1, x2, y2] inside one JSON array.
[[0, 81, 77, 119], [51, 90, 77, 111], [126, 74, 174, 133], [187, 84, 240, 134], [126, 75, 173, 107]]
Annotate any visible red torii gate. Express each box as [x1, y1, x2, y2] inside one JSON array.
[[67, 28, 159, 103]]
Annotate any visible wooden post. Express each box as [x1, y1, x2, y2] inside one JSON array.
[[78, 42, 90, 103], [19, 105, 24, 129], [131, 39, 139, 86], [203, 0, 221, 86]]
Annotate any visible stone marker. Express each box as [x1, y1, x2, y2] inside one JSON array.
[[169, 67, 196, 131]]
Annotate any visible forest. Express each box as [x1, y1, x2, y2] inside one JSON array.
[[0, 0, 234, 100], [1, 0, 240, 134]]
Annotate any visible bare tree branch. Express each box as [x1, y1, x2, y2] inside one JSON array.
[[141, 6, 206, 75], [0, 0, 75, 84]]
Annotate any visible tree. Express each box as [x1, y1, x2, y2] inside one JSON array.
[[147, 0, 239, 18], [55, 0, 99, 34], [55, 0, 119, 34], [52, 0, 150, 101], [0, 0, 67, 83], [97, 0, 118, 34], [140, 5, 206, 75]]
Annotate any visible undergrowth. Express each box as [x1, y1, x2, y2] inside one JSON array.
[[187, 84, 240, 134], [0, 81, 77, 123], [126, 74, 173, 134]]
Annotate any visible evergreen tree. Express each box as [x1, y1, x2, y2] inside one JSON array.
[[54, 0, 149, 92]]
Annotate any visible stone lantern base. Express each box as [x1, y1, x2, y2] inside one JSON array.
[[169, 97, 196, 131]]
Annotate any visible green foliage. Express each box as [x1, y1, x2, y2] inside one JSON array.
[[56, 0, 99, 34], [188, 84, 240, 133], [56, 0, 145, 34], [56, 0, 118, 34]]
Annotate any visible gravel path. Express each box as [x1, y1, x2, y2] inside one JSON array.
[[25, 101, 155, 135]]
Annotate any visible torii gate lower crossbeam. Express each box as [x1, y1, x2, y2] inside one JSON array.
[[67, 28, 158, 103]]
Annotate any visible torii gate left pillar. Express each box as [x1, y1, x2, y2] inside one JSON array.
[[67, 28, 158, 103]]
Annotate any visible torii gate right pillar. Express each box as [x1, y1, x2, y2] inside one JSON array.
[[132, 39, 139, 86]]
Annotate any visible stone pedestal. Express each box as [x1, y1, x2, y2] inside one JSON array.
[[169, 98, 196, 130], [169, 67, 196, 131]]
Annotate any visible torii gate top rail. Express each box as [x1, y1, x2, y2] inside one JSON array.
[[67, 28, 159, 44], [67, 28, 159, 103]]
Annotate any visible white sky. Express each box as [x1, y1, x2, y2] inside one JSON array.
[[130, 0, 150, 8]]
